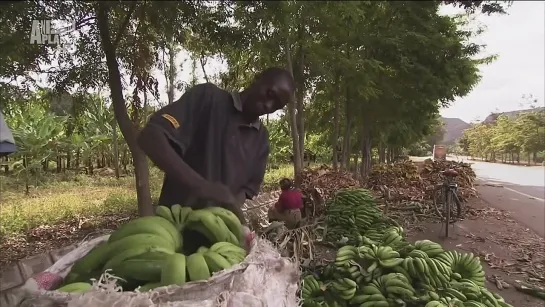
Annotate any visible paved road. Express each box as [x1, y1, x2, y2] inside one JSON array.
[[415, 156, 545, 237]]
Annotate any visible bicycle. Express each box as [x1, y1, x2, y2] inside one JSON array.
[[433, 169, 463, 238]]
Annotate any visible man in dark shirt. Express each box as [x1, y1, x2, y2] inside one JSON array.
[[138, 67, 295, 246], [268, 178, 303, 228], [0, 112, 17, 158]]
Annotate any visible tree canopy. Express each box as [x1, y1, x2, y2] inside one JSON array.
[[0, 0, 512, 215], [459, 107, 545, 163]]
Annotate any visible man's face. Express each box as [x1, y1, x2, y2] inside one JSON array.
[[247, 79, 294, 117]]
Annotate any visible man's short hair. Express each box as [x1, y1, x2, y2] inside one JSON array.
[[254, 67, 295, 91]]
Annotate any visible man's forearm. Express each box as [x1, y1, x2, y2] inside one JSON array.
[[138, 125, 205, 189], [232, 191, 247, 225]]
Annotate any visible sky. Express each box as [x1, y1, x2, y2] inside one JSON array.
[[438, 2, 545, 123]]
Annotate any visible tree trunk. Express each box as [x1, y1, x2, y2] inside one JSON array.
[[97, 3, 153, 216], [285, 42, 302, 186], [342, 84, 352, 171], [88, 158, 94, 175], [378, 142, 386, 164], [113, 120, 120, 178], [331, 73, 341, 171], [353, 153, 359, 178], [75, 150, 80, 171], [56, 156, 61, 173], [360, 125, 372, 179], [295, 35, 305, 166], [167, 43, 176, 105]]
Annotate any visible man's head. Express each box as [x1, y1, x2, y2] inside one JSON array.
[[241, 67, 295, 119], [279, 178, 293, 191]]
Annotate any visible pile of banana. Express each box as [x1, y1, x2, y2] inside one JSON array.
[[325, 189, 384, 242], [58, 205, 247, 293], [302, 236, 512, 307], [301, 189, 512, 307]]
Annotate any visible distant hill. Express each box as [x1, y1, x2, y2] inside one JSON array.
[[440, 117, 470, 145], [482, 107, 545, 124]]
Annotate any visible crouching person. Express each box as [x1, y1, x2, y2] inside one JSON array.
[[268, 178, 303, 229]]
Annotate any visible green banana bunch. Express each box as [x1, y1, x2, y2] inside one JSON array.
[[330, 278, 357, 300], [451, 279, 484, 301], [185, 209, 239, 245], [373, 273, 416, 300], [414, 240, 445, 257], [439, 296, 465, 307], [156, 205, 177, 225], [301, 275, 324, 299], [334, 245, 360, 268], [359, 244, 404, 272], [209, 241, 247, 264], [349, 285, 389, 307], [437, 251, 485, 286], [186, 252, 211, 281], [203, 250, 233, 274], [381, 227, 404, 247], [425, 301, 448, 307], [361, 229, 384, 243]]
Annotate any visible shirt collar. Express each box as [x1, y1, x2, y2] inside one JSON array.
[[231, 92, 261, 130]]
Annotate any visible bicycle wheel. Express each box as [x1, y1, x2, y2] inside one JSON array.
[[433, 186, 446, 218], [450, 192, 463, 221], [434, 186, 463, 223]]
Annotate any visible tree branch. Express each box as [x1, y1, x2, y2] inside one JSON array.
[[113, 2, 138, 50], [199, 52, 210, 83]]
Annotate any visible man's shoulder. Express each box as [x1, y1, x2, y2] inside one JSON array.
[[182, 83, 227, 100], [193, 83, 233, 107]]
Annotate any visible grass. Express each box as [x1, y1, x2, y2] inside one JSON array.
[[0, 164, 295, 236]]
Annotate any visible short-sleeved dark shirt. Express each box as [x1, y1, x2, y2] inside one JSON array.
[[147, 83, 270, 209]]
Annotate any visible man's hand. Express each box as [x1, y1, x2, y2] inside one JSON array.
[[242, 225, 255, 252]]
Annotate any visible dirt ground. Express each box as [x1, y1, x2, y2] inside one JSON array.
[[0, 212, 138, 270], [406, 197, 545, 307]]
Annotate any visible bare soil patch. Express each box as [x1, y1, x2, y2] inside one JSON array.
[[0, 212, 137, 271]]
